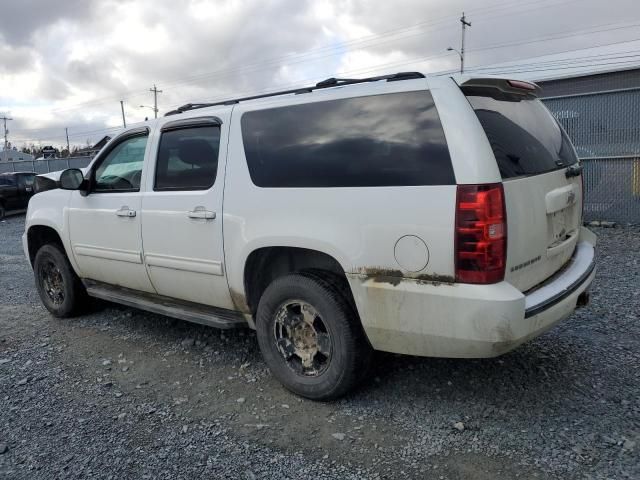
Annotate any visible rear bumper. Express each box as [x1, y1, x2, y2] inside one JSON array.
[[524, 237, 595, 318], [347, 227, 596, 358]]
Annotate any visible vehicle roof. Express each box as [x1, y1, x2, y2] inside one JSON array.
[[167, 72, 536, 121], [170, 75, 433, 120]]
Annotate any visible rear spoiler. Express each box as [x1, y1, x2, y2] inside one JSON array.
[[460, 78, 541, 101]]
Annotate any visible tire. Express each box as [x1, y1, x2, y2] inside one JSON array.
[[0, 202, 5, 220], [256, 272, 372, 400], [34, 243, 88, 318]]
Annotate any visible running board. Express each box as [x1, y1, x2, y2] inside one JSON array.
[[83, 280, 247, 330]]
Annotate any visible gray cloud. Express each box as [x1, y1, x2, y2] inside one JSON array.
[[2, 0, 639, 147], [35, 73, 71, 101], [0, 45, 36, 74], [0, 0, 104, 46]]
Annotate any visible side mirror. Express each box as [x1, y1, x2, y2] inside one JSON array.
[[59, 168, 84, 190]]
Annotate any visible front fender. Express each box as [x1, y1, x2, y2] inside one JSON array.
[[24, 190, 77, 271]]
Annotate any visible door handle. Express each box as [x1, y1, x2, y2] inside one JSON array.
[[188, 207, 216, 220], [116, 206, 136, 217]]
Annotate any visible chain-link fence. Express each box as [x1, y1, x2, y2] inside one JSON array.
[[0, 157, 92, 174], [581, 156, 640, 223], [541, 69, 640, 224]]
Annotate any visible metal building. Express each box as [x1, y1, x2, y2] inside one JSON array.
[[0, 149, 34, 163], [538, 67, 640, 224]]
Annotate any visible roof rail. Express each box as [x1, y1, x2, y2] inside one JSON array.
[[165, 71, 425, 116]]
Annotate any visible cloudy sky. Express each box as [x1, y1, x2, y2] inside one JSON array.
[[1, 0, 639, 150]]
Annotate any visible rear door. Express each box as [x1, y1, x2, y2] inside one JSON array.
[[140, 114, 234, 309], [16, 173, 36, 208], [465, 85, 582, 292], [0, 175, 20, 210]]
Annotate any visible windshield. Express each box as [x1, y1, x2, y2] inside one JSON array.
[[467, 96, 578, 179]]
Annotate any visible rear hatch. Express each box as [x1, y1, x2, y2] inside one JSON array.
[[462, 79, 582, 292]]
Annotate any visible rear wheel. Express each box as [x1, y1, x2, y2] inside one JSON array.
[[34, 244, 87, 317], [256, 272, 372, 400]]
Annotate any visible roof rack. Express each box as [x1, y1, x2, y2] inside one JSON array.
[[165, 71, 425, 116]]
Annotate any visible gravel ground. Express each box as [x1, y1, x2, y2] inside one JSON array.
[[0, 213, 638, 479]]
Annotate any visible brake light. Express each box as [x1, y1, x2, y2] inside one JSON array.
[[507, 79, 537, 91], [455, 184, 507, 284]]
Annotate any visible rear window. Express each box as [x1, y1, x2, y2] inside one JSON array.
[[467, 96, 578, 179], [18, 174, 35, 186], [241, 91, 454, 187]]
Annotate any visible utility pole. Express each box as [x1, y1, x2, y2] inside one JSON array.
[[65, 128, 70, 156], [149, 84, 162, 118], [1, 115, 12, 151], [120, 100, 127, 127], [459, 12, 471, 74]]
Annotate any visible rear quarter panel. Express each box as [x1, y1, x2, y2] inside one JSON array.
[[426, 76, 502, 184], [222, 80, 459, 309]]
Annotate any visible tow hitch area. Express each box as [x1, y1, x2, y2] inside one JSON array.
[[577, 291, 590, 309]]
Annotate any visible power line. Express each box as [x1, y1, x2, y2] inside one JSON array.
[[1, 115, 12, 151], [117, 28, 640, 115], [11, 0, 580, 118], [15, 48, 640, 146], [467, 59, 640, 76], [11, 11, 638, 143], [464, 51, 640, 72], [120, 100, 126, 128], [467, 20, 640, 56], [149, 85, 162, 119], [459, 12, 472, 73], [30, 11, 629, 122], [160, 50, 640, 113]]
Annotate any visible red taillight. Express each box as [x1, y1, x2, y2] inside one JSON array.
[[455, 184, 507, 284]]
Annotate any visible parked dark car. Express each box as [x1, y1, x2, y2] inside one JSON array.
[[0, 172, 36, 219]]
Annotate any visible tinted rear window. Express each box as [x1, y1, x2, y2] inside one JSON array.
[[155, 126, 220, 191], [467, 96, 578, 179], [241, 91, 454, 187]]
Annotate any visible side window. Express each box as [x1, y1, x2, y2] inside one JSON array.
[[94, 134, 148, 192], [3, 176, 16, 186], [240, 90, 454, 188], [154, 126, 220, 191]]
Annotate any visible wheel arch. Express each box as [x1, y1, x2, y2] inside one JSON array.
[[27, 225, 66, 266], [238, 246, 355, 319]]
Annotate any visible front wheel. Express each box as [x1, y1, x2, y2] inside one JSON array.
[[34, 244, 87, 317], [256, 272, 372, 400]]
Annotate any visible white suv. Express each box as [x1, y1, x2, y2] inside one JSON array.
[[23, 72, 596, 399]]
